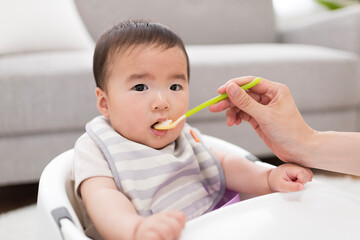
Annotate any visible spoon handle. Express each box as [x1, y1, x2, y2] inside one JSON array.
[[185, 77, 261, 118]]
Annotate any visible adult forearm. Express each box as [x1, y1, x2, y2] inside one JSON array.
[[299, 131, 360, 176]]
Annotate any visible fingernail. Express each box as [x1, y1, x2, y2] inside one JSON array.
[[228, 83, 240, 97]]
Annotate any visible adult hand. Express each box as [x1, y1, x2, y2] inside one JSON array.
[[209, 76, 314, 163]]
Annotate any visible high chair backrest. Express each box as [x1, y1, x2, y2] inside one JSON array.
[[37, 135, 259, 240]]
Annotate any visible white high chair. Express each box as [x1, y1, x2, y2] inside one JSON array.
[[37, 134, 360, 240], [37, 135, 260, 240], [37, 148, 90, 240]]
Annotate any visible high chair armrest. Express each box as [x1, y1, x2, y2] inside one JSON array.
[[51, 206, 91, 240], [60, 218, 92, 240]]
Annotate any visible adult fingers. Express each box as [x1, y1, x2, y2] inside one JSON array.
[[226, 82, 266, 119], [217, 76, 260, 94], [209, 98, 232, 113]]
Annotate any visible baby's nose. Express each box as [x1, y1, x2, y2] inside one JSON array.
[[152, 92, 170, 111], [153, 103, 169, 111]]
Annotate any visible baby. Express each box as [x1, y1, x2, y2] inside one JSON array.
[[72, 19, 313, 240]]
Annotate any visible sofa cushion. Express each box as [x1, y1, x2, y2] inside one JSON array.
[[0, 130, 84, 185], [0, 0, 94, 55], [0, 51, 98, 136], [75, 0, 277, 44], [186, 44, 360, 121]]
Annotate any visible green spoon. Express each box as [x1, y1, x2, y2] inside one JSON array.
[[154, 77, 261, 130]]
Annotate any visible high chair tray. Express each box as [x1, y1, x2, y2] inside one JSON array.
[[180, 181, 360, 240]]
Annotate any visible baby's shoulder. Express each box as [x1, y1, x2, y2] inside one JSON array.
[[74, 132, 104, 159], [75, 132, 96, 148]]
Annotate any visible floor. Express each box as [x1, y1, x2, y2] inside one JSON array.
[[1, 156, 359, 214]]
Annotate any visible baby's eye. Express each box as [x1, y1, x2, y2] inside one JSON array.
[[132, 84, 148, 91], [170, 84, 182, 91]]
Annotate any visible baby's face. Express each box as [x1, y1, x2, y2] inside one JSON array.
[[97, 45, 189, 149]]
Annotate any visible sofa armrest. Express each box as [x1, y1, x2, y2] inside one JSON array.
[[279, 5, 360, 56]]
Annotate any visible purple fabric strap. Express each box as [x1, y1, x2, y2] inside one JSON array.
[[213, 189, 240, 210]]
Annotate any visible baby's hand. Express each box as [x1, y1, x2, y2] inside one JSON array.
[[135, 211, 186, 240], [268, 163, 313, 192]]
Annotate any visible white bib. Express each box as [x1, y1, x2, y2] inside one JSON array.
[[86, 116, 225, 219]]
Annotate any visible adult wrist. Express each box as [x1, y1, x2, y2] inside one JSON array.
[[297, 129, 324, 169], [289, 127, 319, 169]]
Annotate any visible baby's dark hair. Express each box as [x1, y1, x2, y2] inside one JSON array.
[[93, 19, 190, 91]]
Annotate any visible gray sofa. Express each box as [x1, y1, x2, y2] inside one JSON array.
[[1, 0, 360, 186]]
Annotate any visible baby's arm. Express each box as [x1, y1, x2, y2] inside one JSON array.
[[211, 148, 313, 195], [80, 177, 186, 240]]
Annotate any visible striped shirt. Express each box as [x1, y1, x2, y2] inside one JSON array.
[[86, 116, 225, 219]]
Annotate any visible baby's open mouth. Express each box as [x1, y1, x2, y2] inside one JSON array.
[[151, 119, 173, 130], [151, 122, 160, 129]]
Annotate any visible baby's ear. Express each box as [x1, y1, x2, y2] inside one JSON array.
[[95, 87, 110, 118]]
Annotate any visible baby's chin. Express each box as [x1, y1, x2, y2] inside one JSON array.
[[149, 124, 185, 149], [125, 133, 175, 149], [151, 138, 176, 150], [153, 143, 171, 150]]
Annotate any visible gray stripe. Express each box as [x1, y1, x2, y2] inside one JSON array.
[[181, 194, 213, 217], [94, 125, 112, 136], [152, 181, 209, 213], [124, 168, 201, 200], [137, 209, 152, 216], [174, 134, 206, 157], [112, 148, 162, 161], [116, 154, 197, 180], [204, 175, 222, 186], [198, 158, 217, 170], [173, 135, 187, 157], [103, 134, 128, 145], [193, 144, 206, 155]]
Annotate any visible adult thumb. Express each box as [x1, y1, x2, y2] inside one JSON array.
[[226, 82, 263, 117]]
